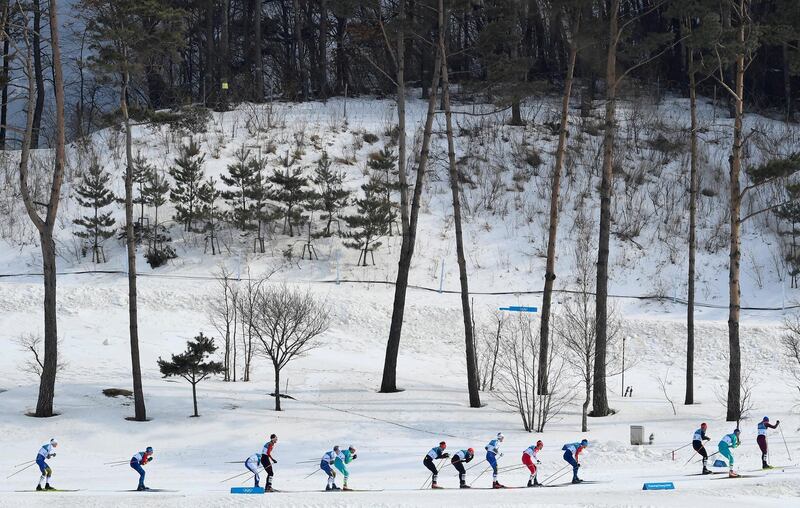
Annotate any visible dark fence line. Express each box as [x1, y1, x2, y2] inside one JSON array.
[[0, 269, 795, 312]]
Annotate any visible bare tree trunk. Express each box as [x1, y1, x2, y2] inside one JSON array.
[[591, 0, 619, 418], [440, 0, 480, 408], [0, 0, 9, 150], [318, 0, 328, 100], [122, 63, 147, 421], [538, 20, 578, 396], [18, 0, 67, 417], [685, 44, 698, 405], [381, 10, 442, 394], [220, 0, 230, 108], [726, 1, 746, 422], [273, 363, 281, 411], [31, 0, 45, 149], [253, 0, 263, 101], [192, 380, 198, 417], [784, 42, 792, 122]]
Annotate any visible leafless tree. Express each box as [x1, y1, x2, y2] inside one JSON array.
[[15, 333, 67, 378], [492, 315, 572, 432], [250, 284, 330, 411], [477, 311, 507, 391], [655, 367, 677, 416], [14, 0, 68, 417], [208, 266, 239, 381], [557, 209, 620, 431], [780, 315, 800, 402]]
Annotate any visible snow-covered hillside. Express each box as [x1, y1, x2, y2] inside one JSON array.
[[1, 96, 799, 507]]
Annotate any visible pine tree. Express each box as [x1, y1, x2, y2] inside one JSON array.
[[312, 151, 350, 237], [367, 147, 399, 236], [220, 146, 256, 231], [73, 160, 116, 263], [269, 164, 309, 237], [248, 157, 277, 253], [170, 139, 206, 232], [131, 152, 153, 225], [198, 177, 222, 255], [157, 332, 224, 417], [142, 168, 170, 252], [342, 178, 392, 266], [775, 188, 800, 288]]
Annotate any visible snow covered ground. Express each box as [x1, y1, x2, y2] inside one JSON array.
[[1, 97, 800, 506]]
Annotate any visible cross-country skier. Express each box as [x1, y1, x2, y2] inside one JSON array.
[[423, 441, 449, 489], [562, 439, 588, 484], [244, 452, 262, 489], [450, 448, 475, 488], [692, 422, 712, 474], [485, 433, 505, 488], [718, 429, 741, 477], [260, 434, 278, 491], [522, 440, 543, 487], [320, 446, 341, 491], [130, 447, 154, 491], [334, 445, 358, 490], [35, 438, 58, 491], [757, 416, 780, 469]]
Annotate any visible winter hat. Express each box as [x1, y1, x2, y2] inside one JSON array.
[[439, 441, 447, 448], [497, 432, 504, 441], [762, 416, 769, 422], [50, 438, 58, 446], [467, 448, 475, 455], [701, 422, 708, 429], [580, 439, 589, 447], [536, 440, 543, 448]]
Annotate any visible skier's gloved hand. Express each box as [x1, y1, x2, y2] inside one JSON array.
[[776, 420, 781, 425], [499, 453, 504, 457], [352, 454, 357, 460], [537, 460, 541, 465], [271, 458, 277, 464], [441, 453, 449, 458]]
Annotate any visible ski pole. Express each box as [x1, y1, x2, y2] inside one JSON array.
[[304, 467, 322, 480], [692, 451, 719, 465], [464, 459, 486, 472], [779, 427, 792, 462], [6, 462, 37, 479], [13, 460, 35, 468], [104, 460, 130, 466], [420, 458, 447, 490], [469, 466, 492, 486], [668, 443, 692, 460], [541, 465, 569, 485], [295, 459, 319, 464], [220, 468, 258, 483]]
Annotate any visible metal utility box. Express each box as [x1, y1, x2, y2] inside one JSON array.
[[631, 425, 645, 445]]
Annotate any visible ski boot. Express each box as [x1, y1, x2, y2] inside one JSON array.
[[762, 462, 772, 470], [492, 481, 506, 489], [459, 483, 471, 489], [330, 483, 341, 491], [728, 470, 739, 478], [36, 485, 43, 492], [44, 484, 55, 491], [702, 467, 712, 475], [572, 477, 583, 484], [431, 482, 443, 489]]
